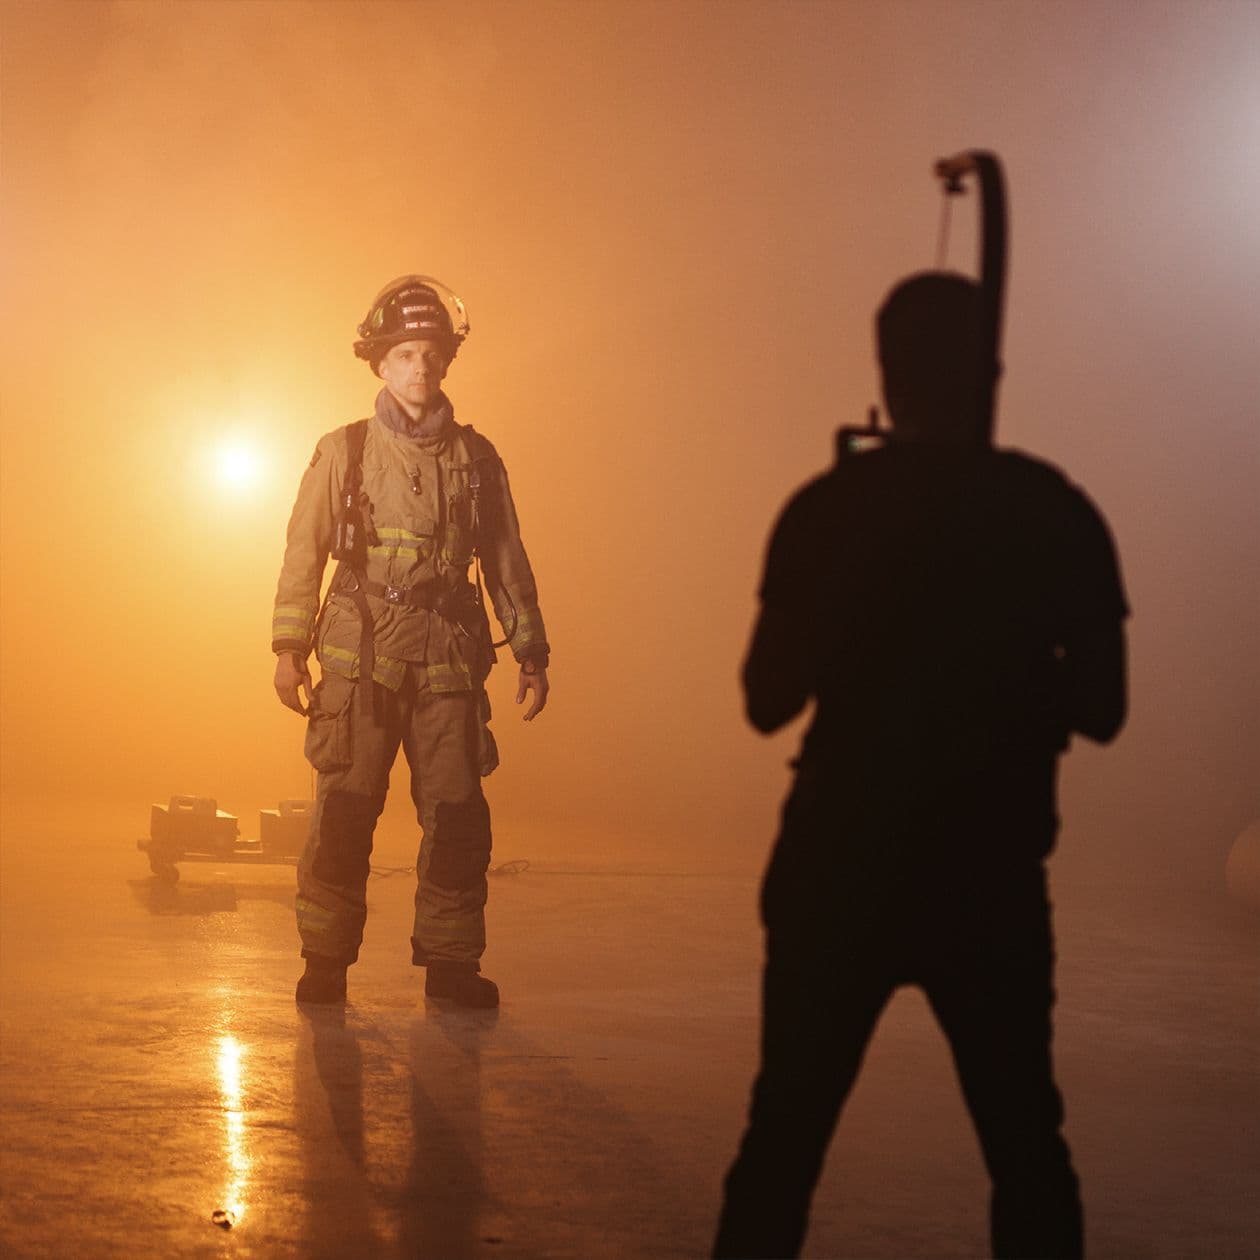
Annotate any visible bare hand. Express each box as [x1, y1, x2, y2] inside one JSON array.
[[515, 664, 549, 721], [274, 652, 313, 715]]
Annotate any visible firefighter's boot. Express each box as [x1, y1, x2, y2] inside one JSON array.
[[425, 960, 499, 1008], [295, 956, 348, 1004]]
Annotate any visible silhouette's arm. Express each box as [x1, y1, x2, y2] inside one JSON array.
[[1060, 622, 1127, 743], [742, 606, 813, 734]]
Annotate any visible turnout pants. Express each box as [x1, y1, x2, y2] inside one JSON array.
[[714, 785, 1082, 1259], [295, 665, 491, 969]]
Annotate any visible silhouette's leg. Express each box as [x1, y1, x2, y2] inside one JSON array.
[[923, 868, 1082, 1260], [714, 940, 893, 1259]]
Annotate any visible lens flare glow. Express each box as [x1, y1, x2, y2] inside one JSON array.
[[214, 443, 262, 491]]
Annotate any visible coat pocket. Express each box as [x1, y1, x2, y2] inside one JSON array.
[[304, 671, 356, 772]]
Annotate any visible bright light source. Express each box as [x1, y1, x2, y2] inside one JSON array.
[[214, 442, 262, 491]]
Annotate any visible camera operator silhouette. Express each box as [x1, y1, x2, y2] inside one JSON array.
[[714, 269, 1128, 1260]]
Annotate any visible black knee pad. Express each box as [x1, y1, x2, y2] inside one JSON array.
[[427, 794, 492, 890], [312, 790, 381, 886]]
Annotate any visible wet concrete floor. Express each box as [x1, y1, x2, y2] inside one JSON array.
[[1, 803, 1256, 1258]]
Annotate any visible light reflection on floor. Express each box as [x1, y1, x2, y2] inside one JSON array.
[[216, 1033, 249, 1227], [0, 800, 1256, 1258]]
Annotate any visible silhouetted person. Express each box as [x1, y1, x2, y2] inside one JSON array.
[[714, 273, 1128, 1259]]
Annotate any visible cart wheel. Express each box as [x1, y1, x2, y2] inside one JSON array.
[[150, 859, 180, 884]]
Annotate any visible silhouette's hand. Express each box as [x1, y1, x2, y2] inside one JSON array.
[[274, 652, 313, 716], [515, 663, 549, 721]]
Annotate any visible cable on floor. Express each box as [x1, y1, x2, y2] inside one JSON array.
[[369, 859, 531, 878]]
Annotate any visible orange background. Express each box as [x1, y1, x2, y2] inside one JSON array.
[[2, 0, 1257, 883]]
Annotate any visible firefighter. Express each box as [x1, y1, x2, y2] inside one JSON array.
[[272, 276, 550, 1008]]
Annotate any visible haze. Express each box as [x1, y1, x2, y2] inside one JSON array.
[[2, 3, 1258, 1257], [2, 0, 1255, 886]]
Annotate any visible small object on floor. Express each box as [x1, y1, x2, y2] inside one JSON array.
[[211, 1209, 235, 1230], [295, 956, 347, 1004], [425, 960, 500, 1008]]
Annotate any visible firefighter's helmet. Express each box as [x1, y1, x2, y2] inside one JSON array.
[[353, 275, 470, 365]]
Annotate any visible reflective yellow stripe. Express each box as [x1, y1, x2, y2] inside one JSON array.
[[514, 608, 541, 633], [273, 605, 316, 638], [296, 896, 337, 933], [366, 527, 432, 562], [318, 644, 407, 690], [375, 526, 431, 543], [367, 543, 429, 558], [412, 915, 484, 938], [508, 607, 546, 650], [426, 661, 473, 693], [319, 644, 357, 667]]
